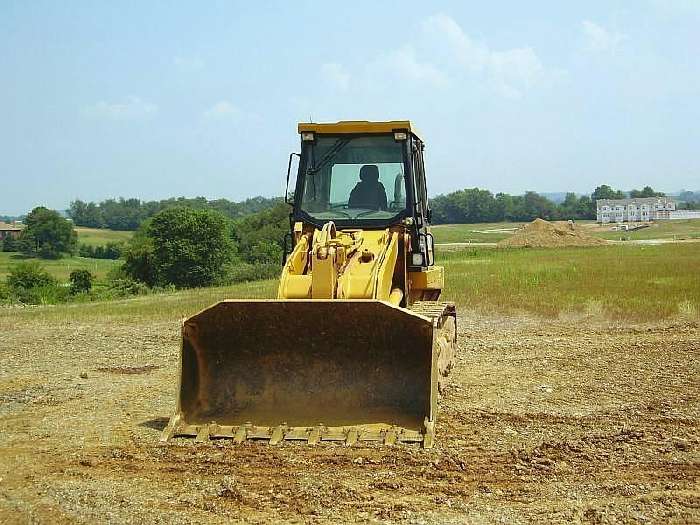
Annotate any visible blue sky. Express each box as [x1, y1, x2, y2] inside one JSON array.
[[1, 1, 699, 214]]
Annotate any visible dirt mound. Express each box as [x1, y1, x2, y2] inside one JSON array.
[[498, 218, 607, 248]]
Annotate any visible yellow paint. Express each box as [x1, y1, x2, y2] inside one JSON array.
[[408, 266, 444, 291], [279, 223, 402, 302], [298, 120, 423, 141]]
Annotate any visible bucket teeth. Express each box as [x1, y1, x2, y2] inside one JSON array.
[[160, 423, 433, 446], [233, 425, 247, 444], [160, 414, 181, 443], [383, 429, 398, 446], [308, 426, 323, 445], [269, 425, 287, 445], [195, 424, 211, 443], [345, 429, 359, 447]]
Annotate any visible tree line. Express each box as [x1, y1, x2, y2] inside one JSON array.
[[2, 202, 290, 304], [430, 185, 667, 224], [1, 183, 693, 305], [68, 195, 282, 230]]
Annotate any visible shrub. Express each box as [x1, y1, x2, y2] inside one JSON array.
[[232, 203, 288, 265], [6, 261, 66, 304], [0, 283, 13, 304], [69, 269, 94, 294], [78, 242, 123, 259], [7, 261, 56, 290], [2, 236, 18, 252], [123, 208, 235, 288], [98, 278, 150, 299], [225, 262, 281, 284]]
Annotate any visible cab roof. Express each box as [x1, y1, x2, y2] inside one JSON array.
[[298, 120, 423, 142]]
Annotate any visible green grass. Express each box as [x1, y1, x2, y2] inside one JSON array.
[[439, 243, 700, 320], [76, 227, 133, 246], [0, 227, 132, 281], [0, 252, 120, 281], [1, 243, 698, 323], [432, 219, 700, 244], [0, 279, 278, 323], [592, 219, 700, 241], [432, 222, 524, 244]]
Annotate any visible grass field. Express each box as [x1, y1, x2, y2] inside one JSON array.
[[0, 252, 120, 280], [2, 243, 698, 323], [75, 227, 133, 246], [432, 219, 700, 244], [440, 243, 700, 320], [431, 222, 523, 243], [591, 219, 700, 241]]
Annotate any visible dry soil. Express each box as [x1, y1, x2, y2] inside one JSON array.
[[0, 311, 698, 524], [498, 219, 608, 248]]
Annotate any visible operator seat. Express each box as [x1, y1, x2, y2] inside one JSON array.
[[348, 165, 388, 210]]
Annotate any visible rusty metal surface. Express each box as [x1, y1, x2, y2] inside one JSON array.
[[169, 300, 437, 441]]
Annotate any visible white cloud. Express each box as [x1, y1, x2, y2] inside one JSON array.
[[321, 63, 351, 90], [83, 96, 157, 120], [311, 13, 553, 99], [203, 100, 239, 119], [174, 56, 205, 72], [423, 13, 547, 98], [381, 46, 448, 87], [581, 20, 626, 53]]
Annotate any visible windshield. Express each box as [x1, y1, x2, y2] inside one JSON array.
[[299, 135, 406, 221]]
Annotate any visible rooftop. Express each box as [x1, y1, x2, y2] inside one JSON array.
[[596, 196, 675, 207], [0, 222, 23, 231]]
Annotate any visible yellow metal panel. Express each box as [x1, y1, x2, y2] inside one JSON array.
[[277, 233, 310, 299], [337, 229, 390, 299], [298, 120, 423, 141], [374, 232, 399, 301], [409, 266, 444, 291], [283, 275, 312, 299]]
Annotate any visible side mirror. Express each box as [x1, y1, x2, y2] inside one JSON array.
[[285, 153, 301, 205]]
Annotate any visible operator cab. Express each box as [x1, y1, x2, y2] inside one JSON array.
[[285, 120, 434, 268]]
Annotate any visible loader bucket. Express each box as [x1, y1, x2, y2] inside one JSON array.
[[161, 299, 439, 446]]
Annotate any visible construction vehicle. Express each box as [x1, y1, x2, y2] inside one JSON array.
[[161, 121, 456, 448]]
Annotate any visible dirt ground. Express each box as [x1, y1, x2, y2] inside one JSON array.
[[0, 311, 698, 524]]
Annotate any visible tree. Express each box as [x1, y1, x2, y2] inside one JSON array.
[[592, 185, 625, 202], [559, 192, 580, 219], [67, 195, 283, 230], [69, 269, 94, 294], [679, 190, 700, 203], [630, 186, 664, 198], [19, 207, 77, 259], [123, 207, 235, 288], [2, 235, 18, 252], [232, 202, 289, 265], [79, 242, 123, 259], [68, 200, 105, 228], [122, 230, 157, 286], [575, 195, 596, 219], [521, 191, 558, 221]]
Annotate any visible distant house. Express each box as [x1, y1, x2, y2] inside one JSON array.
[[596, 197, 677, 223], [0, 222, 23, 241]]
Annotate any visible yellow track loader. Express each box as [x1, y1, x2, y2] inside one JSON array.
[[162, 121, 456, 448]]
